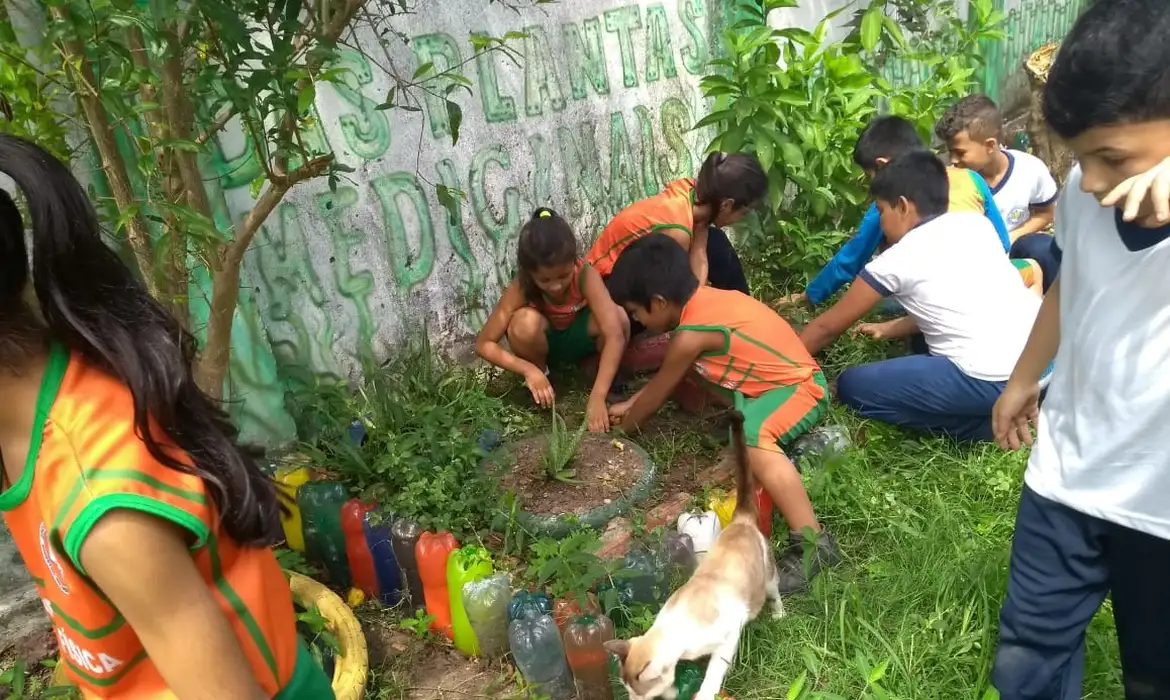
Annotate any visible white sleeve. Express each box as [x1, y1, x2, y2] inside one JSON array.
[[859, 246, 906, 297], [1031, 156, 1059, 206]]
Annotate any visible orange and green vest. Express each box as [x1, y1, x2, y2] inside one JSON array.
[[530, 260, 590, 331], [588, 179, 696, 277], [0, 344, 298, 699], [676, 287, 824, 399]]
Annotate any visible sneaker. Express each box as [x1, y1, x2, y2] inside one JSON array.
[[776, 529, 842, 594]]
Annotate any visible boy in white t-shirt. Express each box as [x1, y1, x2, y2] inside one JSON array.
[[991, 0, 1170, 696], [936, 95, 1062, 292], [799, 149, 1040, 442]]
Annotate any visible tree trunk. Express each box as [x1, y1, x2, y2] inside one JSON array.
[[1025, 44, 1076, 188]]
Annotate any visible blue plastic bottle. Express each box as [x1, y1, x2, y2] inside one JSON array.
[[363, 511, 401, 606]]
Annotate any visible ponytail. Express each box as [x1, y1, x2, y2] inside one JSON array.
[[694, 151, 768, 211], [0, 134, 281, 547], [516, 207, 577, 304]]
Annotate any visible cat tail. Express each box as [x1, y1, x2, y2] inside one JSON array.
[[727, 411, 757, 522]]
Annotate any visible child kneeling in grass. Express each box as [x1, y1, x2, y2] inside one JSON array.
[[799, 149, 1040, 443], [992, 0, 1170, 694], [605, 234, 839, 593], [475, 208, 629, 433]]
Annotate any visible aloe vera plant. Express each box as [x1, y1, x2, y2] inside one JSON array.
[[541, 401, 588, 484]]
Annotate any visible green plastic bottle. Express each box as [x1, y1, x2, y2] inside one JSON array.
[[447, 545, 494, 656], [674, 661, 704, 700], [297, 481, 350, 589]]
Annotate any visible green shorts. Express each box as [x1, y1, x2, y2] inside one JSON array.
[[733, 372, 830, 452], [547, 308, 597, 366], [275, 641, 336, 700]]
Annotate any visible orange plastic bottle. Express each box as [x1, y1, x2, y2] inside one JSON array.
[[341, 499, 379, 600], [416, 531, 459, 638]]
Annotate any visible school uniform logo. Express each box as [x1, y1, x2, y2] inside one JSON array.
[[39, 522, 70, 596], [1007, 206, 1030, 228]]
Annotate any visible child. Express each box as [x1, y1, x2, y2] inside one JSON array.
[[936, 95, 1060, 292], [779, 115, 1010, 308], [0, 136, 333, 698], [990, 1, 1170, 695], [605, 234, 839, 593], [588, 152, 766, 296], [798, 149, 1040, 443], [476, 208, 628, 432]]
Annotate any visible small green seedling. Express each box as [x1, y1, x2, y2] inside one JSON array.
[[541, 400, 588, 484], [398, 609, 436, 640]]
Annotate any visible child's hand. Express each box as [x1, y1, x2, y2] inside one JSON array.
[[608, 400, 633, 425], [853, 322, 887, 340], [1101, 157, 1170, 225], [524, 368, 554, 408], [993, 380, 1041, 451], [773, 291, 807, 310], [586, 395, 610, 433]]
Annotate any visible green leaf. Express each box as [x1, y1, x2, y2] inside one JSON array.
[[297, 84, 316, 114], [786, 671, 807, 700], [860, 7, 882, 52], [692, 109, 735, 131], [445, 100, 463, 145], [413, 61, 434, 79], [756, 136, 775, 173], [868, 659, 890, 684], [780, 141, 804, 169], [775, 90, 808, 107]]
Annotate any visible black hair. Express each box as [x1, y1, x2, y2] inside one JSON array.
[[852, 116, 924, 170], [1043, 0, 1170, 139], [870, 148, 949, 219], [606, 233, 699, 309], [0, 134, 282, 546], [935, 94, 1004, 144], [694, 152, 767, 211], [516, 207, 578, 304]]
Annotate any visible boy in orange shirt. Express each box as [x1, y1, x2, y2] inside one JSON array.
[[606, 234, 840, 593]]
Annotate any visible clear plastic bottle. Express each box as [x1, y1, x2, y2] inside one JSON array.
[[390, 518, 425, 611], [508, 613, 575, 700], [362, 511, 401, 606], [790, 425, 852, 462], [676, 511, 722, 564], [447, 546, 494, 656], [659, 532, 697, 593], [462, 573, 511, 658], [619, 550, 657, 606], [564, 613, 616, 700], [297, 481, 350, 589]]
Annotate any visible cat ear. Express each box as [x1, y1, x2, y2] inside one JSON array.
[[604, 639, 631, 660]]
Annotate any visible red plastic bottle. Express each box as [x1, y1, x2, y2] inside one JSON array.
[[416, 531, 459, 639], [341, 499, 379, 600], [754, 485, 775, 538]]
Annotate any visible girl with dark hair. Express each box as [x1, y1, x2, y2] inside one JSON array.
[[587, 151, 767, 296], [475, 208, 629, 432], [0, 135, 332, 699]]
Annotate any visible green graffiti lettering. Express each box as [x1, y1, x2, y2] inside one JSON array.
[[469, 144, 523, 246], [557, 123, 607, 222], [251, 203, 338, 374], [411, 33, 464, 139], [562, 18, 610, 100], [604, 6, 642, 89], [473, 31, 518, 124], [644, 5, 679, 83], [633, 105, 661, 197], [522, 25, 566, 118], [527, 133, 554, 210], [331, 50, 391, 160], [678, 0, 709, 76], [609, 111, 641, 212], [371, 173, 437, 293], [437, 158, 488, 332], [208, 105, 330, 190], [659, 96, 695, 183], [316, 186, 377, 350]]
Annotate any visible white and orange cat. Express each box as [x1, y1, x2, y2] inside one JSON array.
[[606, 412, 782, 700]]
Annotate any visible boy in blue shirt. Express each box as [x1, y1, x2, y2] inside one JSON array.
[[777, 116, 1010, 308]]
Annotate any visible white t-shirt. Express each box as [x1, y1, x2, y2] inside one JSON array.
[[991, 149, 1059, 233], [1025, 164, 1170, 540], [859, 212, 1041, 382]]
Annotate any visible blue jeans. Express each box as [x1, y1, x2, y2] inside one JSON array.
[[1010, 233, 1062, 293], [993, 486, 1170, 700], [835, 354, 1004, 442]]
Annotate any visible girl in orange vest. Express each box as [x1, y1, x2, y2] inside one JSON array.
[[476, 208, 629, 432], [0, 136, 332, 698], [587, 152, 767, 295]]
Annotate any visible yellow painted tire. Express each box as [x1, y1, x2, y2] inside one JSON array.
[[50, 572, 368, 700], [288, 571, 368, 700]]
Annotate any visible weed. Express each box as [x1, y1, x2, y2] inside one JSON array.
[[525, 531, 613, 609], [540, 401, 588, 483], [397, 609, 437, 641]]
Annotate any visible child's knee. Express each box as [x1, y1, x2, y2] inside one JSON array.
[[835, 367, 866, 408], [507, 307, 547, 345]]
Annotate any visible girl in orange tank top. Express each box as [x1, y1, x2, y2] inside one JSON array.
[[0, 136, 332, 699], [475, 208, 629, 433]]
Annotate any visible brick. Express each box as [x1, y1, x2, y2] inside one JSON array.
[[645, 492, 692, 531], [597, 517, 633, 560]]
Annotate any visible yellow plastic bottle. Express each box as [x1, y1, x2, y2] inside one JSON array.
[[275, 458, 311, 552], [707, 491, 736, 529]]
